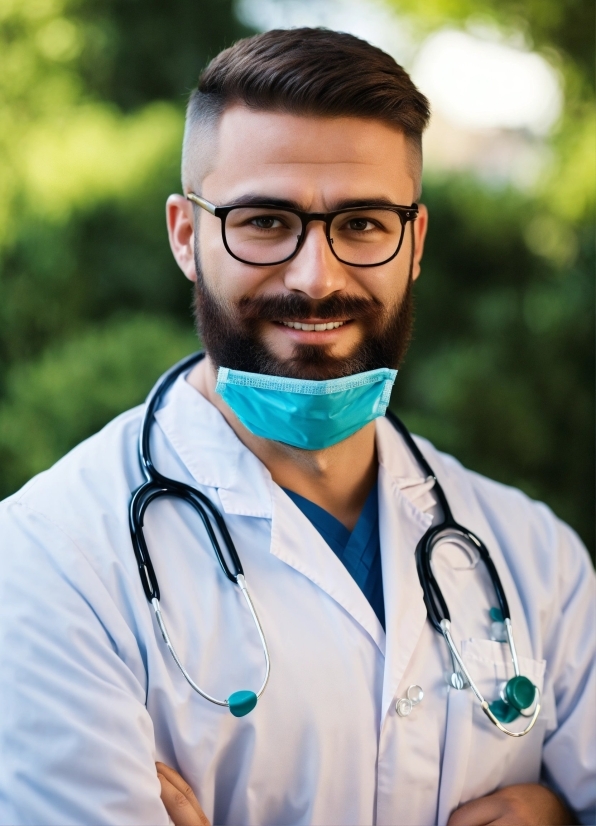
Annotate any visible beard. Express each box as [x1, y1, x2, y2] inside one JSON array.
[[193, 249, 415, 381]]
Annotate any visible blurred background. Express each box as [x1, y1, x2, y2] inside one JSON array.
[[0, 0, 593, 552]]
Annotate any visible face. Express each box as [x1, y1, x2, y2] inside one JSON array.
[[167, 106, 428, 379]]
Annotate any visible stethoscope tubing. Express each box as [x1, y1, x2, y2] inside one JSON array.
[[130, 352, 537, 734], [129, 352, 243, 600], [384, 410, 538, 735], [385, 409, 511, 629], [129, 351, 270, 709]]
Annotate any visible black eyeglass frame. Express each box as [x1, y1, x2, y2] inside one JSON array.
[[186, 192, 418, 268]]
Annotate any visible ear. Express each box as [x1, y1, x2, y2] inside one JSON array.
[[166, 194, 197, 282], [411, 203, 428, 282]]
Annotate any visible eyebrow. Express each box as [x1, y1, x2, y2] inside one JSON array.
[[333, 197, 405, 210], [226, 194, 409, 211]]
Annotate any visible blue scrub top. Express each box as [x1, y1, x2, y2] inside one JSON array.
[[283, 483, 385, 630]]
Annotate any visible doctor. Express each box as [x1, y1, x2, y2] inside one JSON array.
[[0, 27, 593, 826]]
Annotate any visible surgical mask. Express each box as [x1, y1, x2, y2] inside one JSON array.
[[215, 366, 397, 450]]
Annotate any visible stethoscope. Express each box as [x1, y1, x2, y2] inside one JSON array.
[[129, 352, 540, 734], [129, 351, 270, 718], [385, 408, 540, 736]]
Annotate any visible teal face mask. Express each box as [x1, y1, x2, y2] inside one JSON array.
[[215, 366, 397, 450]]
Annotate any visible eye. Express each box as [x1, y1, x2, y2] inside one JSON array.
[[251, 215, 284, 229], [340, 216, 385, 233], [346, 218, 374, 232]]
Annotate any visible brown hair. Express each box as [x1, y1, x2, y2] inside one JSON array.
[[183, 28, 430, 192]]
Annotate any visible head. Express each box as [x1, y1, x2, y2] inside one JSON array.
[[168, 28, 430, 380]]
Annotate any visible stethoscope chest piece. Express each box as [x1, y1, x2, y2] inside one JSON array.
[[504, 675, 537, 711]]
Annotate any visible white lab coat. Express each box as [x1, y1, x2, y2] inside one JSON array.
[[0, 374, 593, 826]]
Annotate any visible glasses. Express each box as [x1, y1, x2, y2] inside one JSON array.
[[187, 193, 418, 267]]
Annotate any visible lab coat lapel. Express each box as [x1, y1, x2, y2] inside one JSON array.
[[269, 485, 386, 655], [436, 685, 475, 826], [378, 465, 431, 722], [154, 376, 273, 518]]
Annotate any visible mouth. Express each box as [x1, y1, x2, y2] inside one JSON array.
[[277, 319, 350, 332]]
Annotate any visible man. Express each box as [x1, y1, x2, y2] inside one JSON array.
[[0, 28, 593, 826]]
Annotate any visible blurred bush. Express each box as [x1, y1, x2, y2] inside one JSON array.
[[387, 0, 594, 550], [0, 314, 197, 489], [398, 176, 593, 547], [0, 0, 249, 483], [0, 0, 593, 551]]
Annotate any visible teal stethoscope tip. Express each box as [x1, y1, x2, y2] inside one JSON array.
[[505, 675, 536, 712], [228, 690, 258, 717], [488, 676, 537, 723], [489, 606, 504, 623], [488, 698, 521, 724]]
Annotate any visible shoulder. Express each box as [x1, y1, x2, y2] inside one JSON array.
[[414, 432, 590, 565], [0, 404, 146, 573], [0, 407, 154, 721], [412, 434, 595, 638], [5, 404, 143, 505]]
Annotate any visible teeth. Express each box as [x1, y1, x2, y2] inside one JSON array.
[[280, 321, 346, 331]]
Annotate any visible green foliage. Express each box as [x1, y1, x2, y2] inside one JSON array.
[[75, 0, 252, 109], [0, 314, 198, 495], [385, 0, 595, 551], [395, 176, 594, 548], [0, 0, 247, 488], [0, 0, 250, 367]]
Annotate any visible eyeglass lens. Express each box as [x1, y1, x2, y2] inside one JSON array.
[[223, 207, 406, 265]]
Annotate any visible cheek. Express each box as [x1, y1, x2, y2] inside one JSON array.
[[198, 220, 260, 302], [199, 223, 288, 305], [351, 259, 407, 309]]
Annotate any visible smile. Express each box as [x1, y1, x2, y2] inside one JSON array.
[[279, 320, 348, 331]]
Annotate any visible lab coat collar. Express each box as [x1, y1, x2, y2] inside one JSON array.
[[268, 420, 438, 661], [154, 375, 273, 518], [375, 416, 437, 513], [265, 418, 438, 659], [154, 378, 437, 522]]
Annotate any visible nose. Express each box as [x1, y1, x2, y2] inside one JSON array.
[[282, 220, 348, 299]]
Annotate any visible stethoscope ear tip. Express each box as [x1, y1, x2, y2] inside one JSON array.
[[504, 675, 536, 712], [490, 676, 539, 723]]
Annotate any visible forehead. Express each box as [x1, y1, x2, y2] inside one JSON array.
[[199, 105, 416, 206]]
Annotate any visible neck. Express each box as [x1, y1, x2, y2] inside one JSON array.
[[187, 355, 378, 530]]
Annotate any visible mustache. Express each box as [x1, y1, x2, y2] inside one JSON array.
[[236, 292, 384, 322]]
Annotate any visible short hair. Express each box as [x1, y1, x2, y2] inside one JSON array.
[[182, 28, 430, 195]]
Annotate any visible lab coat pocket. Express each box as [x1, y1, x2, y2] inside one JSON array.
[[438, 639, 551, 826]]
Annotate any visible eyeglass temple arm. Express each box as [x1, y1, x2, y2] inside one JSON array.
[[186, 193, 216, 215]]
